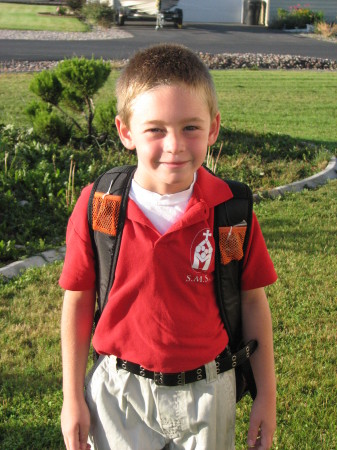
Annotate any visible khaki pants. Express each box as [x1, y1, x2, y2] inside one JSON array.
[[85, 355, 236, 450]]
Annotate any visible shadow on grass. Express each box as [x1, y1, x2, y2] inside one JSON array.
[[259, 217, 336, 255], [1, 371, 64, 449], [0, 423, 64, 450], [0, 369, 62, 397], [216, 127, 336, 159]]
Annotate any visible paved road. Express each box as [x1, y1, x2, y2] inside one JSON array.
[[1, 23, 336, 61]]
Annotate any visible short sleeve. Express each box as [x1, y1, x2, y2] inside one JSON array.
[[59, 184, 96, 291], [241, 212, 277, 290]]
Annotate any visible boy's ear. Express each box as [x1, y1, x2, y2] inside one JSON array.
[[207, 112, 221, 146], [115, 115, 136, 150]]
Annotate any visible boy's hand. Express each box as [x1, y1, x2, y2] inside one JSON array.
[[247, 394, 276, 449], [61, 396, 91, 450]]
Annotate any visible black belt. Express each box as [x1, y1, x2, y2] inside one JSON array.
[[116, 340, 257, 386]]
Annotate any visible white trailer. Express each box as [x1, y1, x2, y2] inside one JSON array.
[[113, 0, 183, 28]]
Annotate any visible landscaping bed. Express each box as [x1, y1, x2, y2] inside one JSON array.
[[1, 52, 337, 73]]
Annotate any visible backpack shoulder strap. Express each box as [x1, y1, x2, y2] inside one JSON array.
[[213, 177, 257, 402], [213, 178, 253, 348], [88, 165, 136, 321]]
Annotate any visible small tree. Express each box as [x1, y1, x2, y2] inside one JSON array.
[[56, 57, 111, 138], [27, 57, 112, 144]]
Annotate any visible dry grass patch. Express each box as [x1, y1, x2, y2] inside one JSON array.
[[316, 21, 337, 38]]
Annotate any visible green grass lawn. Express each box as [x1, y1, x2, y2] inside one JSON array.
[[1, 70, 336, 149], [0, 3, 89, 32], [1, 180, 336, 449], [213, 70, 337, 147]]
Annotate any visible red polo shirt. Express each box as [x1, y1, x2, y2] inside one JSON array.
[[59, 167, 277, 372]]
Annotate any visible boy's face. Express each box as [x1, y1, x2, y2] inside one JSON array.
[[116, 84, 220, 195]]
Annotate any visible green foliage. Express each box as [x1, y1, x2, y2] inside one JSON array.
[[272, 4, 324, 29], [56, 57, 111, 100], [94, 99, 119, 141], [66, 0, 85, 11], [81, 1, 115, 27], [27, 57, 112, 143], [26, 101, 72, 144], [56, 5, 68, 16], [0, 123, 136, 265], [29, 70, 63, 105]]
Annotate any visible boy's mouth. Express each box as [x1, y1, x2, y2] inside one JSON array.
[[159, 161, 189, 167]]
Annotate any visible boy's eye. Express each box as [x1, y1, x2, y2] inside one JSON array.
[[146, 128, 164, 134], [184, 125, 199, 131]]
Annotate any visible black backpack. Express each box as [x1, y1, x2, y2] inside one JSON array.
[[87, 165, 257, 402]]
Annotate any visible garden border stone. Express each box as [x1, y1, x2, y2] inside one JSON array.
[[0, 246, 65, 280], [1, 157, 336, 281], [253, 155, 337, 201]]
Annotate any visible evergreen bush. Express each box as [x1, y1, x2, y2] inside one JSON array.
[[94, 99, 119, 142], [27, 57, 112, 145]]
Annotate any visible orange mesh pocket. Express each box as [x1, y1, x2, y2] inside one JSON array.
[[92, 192, 122, 236], [219, 226, 247, 265]]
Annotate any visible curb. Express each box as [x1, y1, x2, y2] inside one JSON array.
[[1, 157, 336, 281], [253, 156, 337, 202], [0, 247, 66, 281]]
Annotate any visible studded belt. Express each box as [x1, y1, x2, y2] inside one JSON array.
[[116, 340, 257, 386]]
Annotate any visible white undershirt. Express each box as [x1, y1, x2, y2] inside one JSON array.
[[129, 174, 196, 235]]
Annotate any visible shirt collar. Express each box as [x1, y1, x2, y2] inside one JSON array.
[[193, 166, 234, 207]]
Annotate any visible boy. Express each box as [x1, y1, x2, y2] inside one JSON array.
[[60, 44, 277, 450]]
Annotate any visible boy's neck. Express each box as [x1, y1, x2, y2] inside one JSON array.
[[132, 172, 197, 197]]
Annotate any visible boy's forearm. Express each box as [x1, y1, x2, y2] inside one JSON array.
[[61, 289, 96, 399], [241, 288, 276, 398], [241, 287, 276, 448]]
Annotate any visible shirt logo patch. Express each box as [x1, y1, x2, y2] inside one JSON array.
[[191, 229, 213, 272]]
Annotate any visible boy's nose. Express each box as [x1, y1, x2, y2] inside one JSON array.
[[164, 131, 184, 154]]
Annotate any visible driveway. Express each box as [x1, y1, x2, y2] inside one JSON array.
[[0, 23, 336, 61]]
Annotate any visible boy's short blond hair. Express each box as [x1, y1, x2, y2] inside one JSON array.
[[116, 44, 218, 126]]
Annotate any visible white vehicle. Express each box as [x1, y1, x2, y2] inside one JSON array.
[[113, 0, 183, 28]]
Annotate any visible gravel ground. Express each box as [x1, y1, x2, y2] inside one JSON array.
[[0, 26, 132, 41], [1, 52, 336, 73]]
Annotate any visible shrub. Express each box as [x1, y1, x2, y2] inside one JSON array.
[[27, 57, 112, 144], [315, 21, 337, 38], [26, 101, 71, 144], [33, 110, 71, 144], [0, 122, 136, 264], [94, 99, 119, 141], [56, 6, 68, 15], [56, 57, 111, 137], [66, 0, 85, 12], [271, 4, 324, 29], [81, 1, 115, 28], [56, 57, 111, 101]]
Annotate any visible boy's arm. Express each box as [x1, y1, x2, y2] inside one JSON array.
[[241, 287, 276, 450], [61, 289, 96, 450]]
